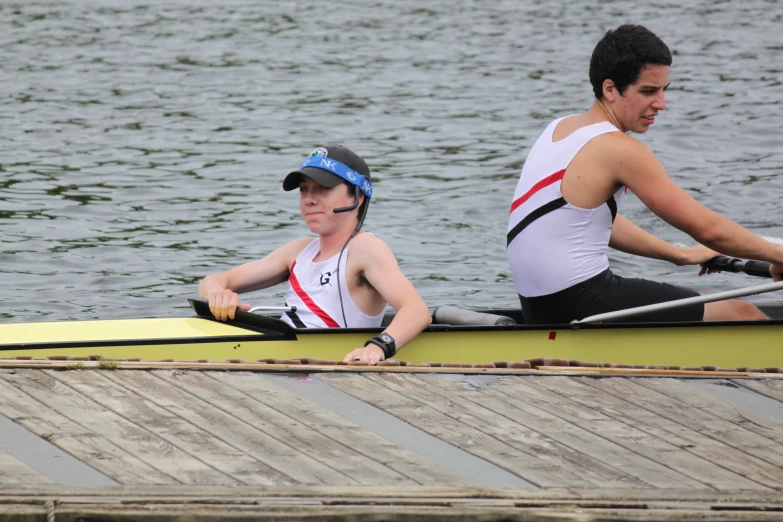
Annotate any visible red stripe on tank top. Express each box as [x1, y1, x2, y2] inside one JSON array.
[[288, 261, 341, 328], [509, 169, 566, 214]]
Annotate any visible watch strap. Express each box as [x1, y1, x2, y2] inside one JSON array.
[[364, 336, 396, 359]]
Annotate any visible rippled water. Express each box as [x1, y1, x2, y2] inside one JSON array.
[[1, 0, 782, 322]]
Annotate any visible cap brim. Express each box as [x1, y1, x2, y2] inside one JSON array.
[[282, 167, 344, 191]]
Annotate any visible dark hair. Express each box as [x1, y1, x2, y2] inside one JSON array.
[[589, 25, 672, 99]]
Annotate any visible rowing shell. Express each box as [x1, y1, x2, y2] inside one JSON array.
[[0, 300, 781, 369]]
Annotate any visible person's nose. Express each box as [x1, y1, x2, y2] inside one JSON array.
[[652, 90, 666, 111]]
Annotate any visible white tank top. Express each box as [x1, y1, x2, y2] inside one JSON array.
[[507, 117, 625, 297], [280, 237, 385, 328]]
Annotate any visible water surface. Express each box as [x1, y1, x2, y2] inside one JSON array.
[[1, 0, 781, 321]]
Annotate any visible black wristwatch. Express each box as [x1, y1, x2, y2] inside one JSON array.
[[364, 333, 397, 359]]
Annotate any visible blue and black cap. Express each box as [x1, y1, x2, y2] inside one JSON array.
[[283, 145, 373, 199]]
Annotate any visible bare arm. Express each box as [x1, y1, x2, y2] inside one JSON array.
[[609, 213, 720, 266], [342, 236, 431, 364], [615, 139, 783, 279], [197, 237, 312, 320]]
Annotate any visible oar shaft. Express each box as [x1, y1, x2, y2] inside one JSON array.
[[248, 306, 296, 313], [704, 256, 771, 278], [573, 280, 783, 324]]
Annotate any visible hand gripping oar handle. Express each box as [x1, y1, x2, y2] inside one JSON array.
[[704, 256, 772, 278]]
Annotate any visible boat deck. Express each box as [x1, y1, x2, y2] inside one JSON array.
[[2, 362, 783, 520]]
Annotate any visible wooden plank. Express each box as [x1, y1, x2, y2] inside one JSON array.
[[737, 379, 783, 402], [375, 373, 704, 490], [630, 378, 783, 452], [52, 370, 291, 486], [1, 496, 782, 522], [322, 373, 611, 489], [1, 487, 783, 522], [207, 371, 449, 485], [0, 371, 174, 485], [536, 367, 772, 377], [576, 377, 783, 488], [107, 370, 374, 486], [732, 380, 783, 434], [0, 484, 573, 501], [517, 376, 769, 490], [21, 498, 783, 513], [423, 374, 727, 490], [0, 369, 237, 486], [162, 370, 417, 486], [2, 483, 783, 501], [4, 359, 783, 379], [207, 372, 467, 486], [0, 449, 55, 485]]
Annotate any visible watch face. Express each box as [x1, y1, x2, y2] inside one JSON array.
[[379, 333, 394, 344]]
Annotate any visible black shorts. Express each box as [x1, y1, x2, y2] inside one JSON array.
[[519, 268, 704, 325]]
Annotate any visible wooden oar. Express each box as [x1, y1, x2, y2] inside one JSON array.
[[573, 279, 783, 324], [704, 256, 772, 278]]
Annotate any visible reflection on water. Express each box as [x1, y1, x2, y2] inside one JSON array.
[[1, 0, 782, 322]]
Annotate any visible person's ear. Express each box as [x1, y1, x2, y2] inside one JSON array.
[[602, 79, 618, 102]]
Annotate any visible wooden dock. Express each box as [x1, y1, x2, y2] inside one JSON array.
[[1, 362, 783, 520]]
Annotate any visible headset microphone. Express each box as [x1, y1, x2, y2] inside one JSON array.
[[333, 186, 361, 214]]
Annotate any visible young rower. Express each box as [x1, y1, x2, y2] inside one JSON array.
[[198, 145, 431, 364], [507, 24, 783, 324]]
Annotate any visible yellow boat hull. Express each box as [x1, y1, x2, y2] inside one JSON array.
[[1, 314, 781, 369]]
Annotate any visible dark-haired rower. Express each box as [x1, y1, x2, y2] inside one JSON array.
[[507, 24, 783, 324], [199, 145, 431, 364]]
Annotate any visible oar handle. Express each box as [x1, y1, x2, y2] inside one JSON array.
[[704, 256, 772, 278]]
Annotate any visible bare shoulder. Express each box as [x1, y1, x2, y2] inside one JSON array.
[[288, 236, 317, 251], [603, 132, 653, 159], [351, 232, 393, 253], [590, 132, 658, 173], [350, 233, 396, 263], [591, 131, 643, 154], [273, 237, 317, 266]]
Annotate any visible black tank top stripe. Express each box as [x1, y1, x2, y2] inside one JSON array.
[[606, 195, 617, 222], [506, 197, 567, 247], [507, 195, 618, 248]]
